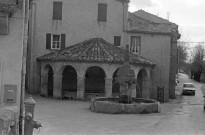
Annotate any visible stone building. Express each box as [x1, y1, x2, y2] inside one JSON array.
[[127, 10, 180, 100], [0, 0, 26, 134], [0, 0, 24, 108], [37, 38, 155, 100], [26, 0, 129, 94], [27, 0, 180, 101]]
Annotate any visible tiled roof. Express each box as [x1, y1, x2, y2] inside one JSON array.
[[115, 0, 130, 3], [37, 38, 155, 66], [134, 10, 171, 24], [128, 12, 171, 34], [133, 10, 178, 29]]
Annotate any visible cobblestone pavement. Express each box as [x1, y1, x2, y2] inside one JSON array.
[[32, 73, 205, 135]]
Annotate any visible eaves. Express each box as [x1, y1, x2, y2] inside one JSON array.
[[127, 30, 172, 36]]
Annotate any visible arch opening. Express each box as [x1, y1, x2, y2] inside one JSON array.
[[62, 65, 77, 99], [43, 65, 53, 97], [136, 69, 148, 98], [112, 68, 120, 97], [85, 66, 106, 99]]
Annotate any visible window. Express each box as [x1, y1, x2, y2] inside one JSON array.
[[183, 84, 194, 88], [46, 33, 65, 50], [114, 36, 121, 46], [53, 1, 62, 20], [130, 36, 141, 54], [98, 3, 107, 22], [52, 35, 61, 49]]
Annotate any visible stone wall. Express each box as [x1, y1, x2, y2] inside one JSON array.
[[0, 10, 23, 106], [127, 33, 171, 101], [0, 106, 18, 135], [0, 8, 24, 135]]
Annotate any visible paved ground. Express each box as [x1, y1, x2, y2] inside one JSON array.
[[32, 73, 205, 135]]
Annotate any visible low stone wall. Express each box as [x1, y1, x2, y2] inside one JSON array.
[[90, 97, 160, 114], [0, 106, 19, 135]]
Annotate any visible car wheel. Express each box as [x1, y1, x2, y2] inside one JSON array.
[[193, 93, 195, 96]]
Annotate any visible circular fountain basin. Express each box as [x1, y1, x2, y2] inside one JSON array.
[[89, 97, 160, 114]]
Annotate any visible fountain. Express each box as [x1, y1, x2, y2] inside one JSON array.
[[89, 50, 160, 114]]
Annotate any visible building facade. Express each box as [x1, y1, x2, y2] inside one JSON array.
[[0, 0, 26, 134], [27, 0, 180, 101], [27, 0, 129, 94], [127, 10, 180, 100], [0, 0, 24, 108]]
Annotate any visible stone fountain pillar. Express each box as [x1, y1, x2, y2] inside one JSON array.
[[115, 50, 136, 104]]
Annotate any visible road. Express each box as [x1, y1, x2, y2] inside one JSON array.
[[150, 73, 205, 135], [33, 73, 205, 135]]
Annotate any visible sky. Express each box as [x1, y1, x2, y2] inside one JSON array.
[[129, 0, 205, 44]]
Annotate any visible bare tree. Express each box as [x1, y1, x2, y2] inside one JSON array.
[[190, 44, 205, 81], [193, 44, 205, 62], [178, 42, 188, 64], [177, 41, 189, 73]]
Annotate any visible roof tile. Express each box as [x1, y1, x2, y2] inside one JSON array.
[[37, 38, 155, 66]]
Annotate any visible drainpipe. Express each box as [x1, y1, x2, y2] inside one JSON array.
[[122, 1, 128, 49], [203, 96, 205, 110], [20, 0, 30, 134], [31, 1, 37, 94], [122, 2, 125, 32], [27, 0, 37, 94]]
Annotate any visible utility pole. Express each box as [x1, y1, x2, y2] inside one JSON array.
[[20, 0, 29, 134]]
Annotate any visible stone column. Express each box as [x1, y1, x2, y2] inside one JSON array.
[[105, 78, 113, 97], [53, 73, 62, 99], [142, 79, 150, 99], [145, 79, 150, 99], [40, 73, 48, 96], [131, 84, 136, 98], [77, 77, 85, 100]]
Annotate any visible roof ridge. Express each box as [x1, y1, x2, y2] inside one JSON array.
[[97, 38, 114, 61], [129, 12, 154, 24], [133, 9, 173, 24]]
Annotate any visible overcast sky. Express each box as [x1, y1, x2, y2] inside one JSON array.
[[129, 0, 205, 44]]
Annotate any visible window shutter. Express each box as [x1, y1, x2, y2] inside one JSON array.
[[53, 2, 62, 20], [98, 3, 107, 22], [61, 34, 66, 49], [46, 33, 51, 49], [136, 37, 141, 53], [114, 36, 121, 46]]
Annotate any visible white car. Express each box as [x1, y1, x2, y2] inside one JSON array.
[[182, 83, 196, 96]]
